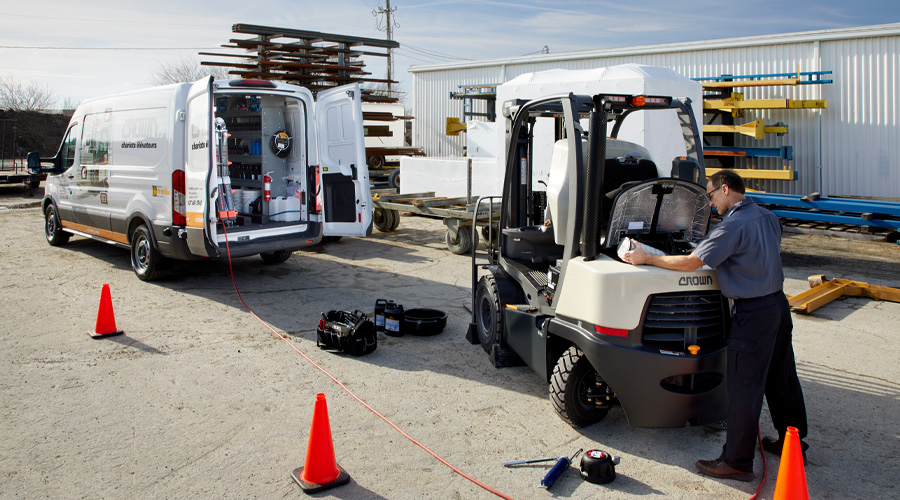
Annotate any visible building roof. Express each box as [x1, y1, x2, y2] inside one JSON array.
[[409, 22, 900, 73]]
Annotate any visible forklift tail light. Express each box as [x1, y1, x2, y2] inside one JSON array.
[[595, 325, 629, 337]]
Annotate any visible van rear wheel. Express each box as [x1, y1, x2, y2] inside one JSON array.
[[44, 204, 70, 246], [550, 346, 610, 427], [130, 224, 166, 281], [260, 250, 292, 264]]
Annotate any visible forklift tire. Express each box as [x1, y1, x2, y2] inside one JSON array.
[[475, 275, 503, 353], [44, 204, 70, 246], [130, 224, 167, 281], [446, 226, 476, 255], [260, 250, 292, 264], [550, 346, 610, 428], [373, 208, 394, 232]]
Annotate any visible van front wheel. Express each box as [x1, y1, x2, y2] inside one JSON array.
[[131, 224, 166, 281], [44, 204, 70, 246]]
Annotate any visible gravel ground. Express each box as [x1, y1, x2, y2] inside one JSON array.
[[2, 183, 899, 500]]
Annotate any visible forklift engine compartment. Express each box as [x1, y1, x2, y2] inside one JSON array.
[[469, 85, 728, 429]]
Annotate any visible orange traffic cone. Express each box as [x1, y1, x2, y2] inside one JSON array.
[[773, 426, 809, 500], [90, 283, 124, 339], [291, 393, 351, 494]]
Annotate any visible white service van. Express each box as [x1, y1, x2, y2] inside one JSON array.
[[34, 77, 372, 280]]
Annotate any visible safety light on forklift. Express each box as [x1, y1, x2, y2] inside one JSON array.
[[228, 79, 277, 88], [595, 325, 629, 337]]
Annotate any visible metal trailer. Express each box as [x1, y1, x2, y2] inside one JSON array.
[[371, 188, 501, 255], [0, 162, 43, 196]]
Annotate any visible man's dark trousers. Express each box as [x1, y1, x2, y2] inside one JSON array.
[[721, 291, 808, 472]]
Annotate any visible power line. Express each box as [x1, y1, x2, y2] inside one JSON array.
[[401, 42, 471, 61], [0, 46, 217, 50]]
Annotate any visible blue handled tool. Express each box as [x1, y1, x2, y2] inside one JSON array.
[[540, 449, 582, 489]]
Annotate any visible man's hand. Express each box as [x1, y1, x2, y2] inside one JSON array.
[[622, 242, 649, 265]]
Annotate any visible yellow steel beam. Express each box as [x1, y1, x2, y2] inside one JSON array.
[[788, 276, 900, 313], [702, 78, 800, 88], [446, 117, 467, 136], [704, 98, 828, 111], [705, 167, 796, 181], [703, 120, 788, 140]]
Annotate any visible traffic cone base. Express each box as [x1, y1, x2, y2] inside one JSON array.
[[292, 393, 351, 494], [90, 283, 124, 339], [291, 465, 350, 494]]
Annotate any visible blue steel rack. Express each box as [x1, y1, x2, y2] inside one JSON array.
[[746, 192, 900, 230]]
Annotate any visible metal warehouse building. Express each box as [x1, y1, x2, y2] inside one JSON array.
[[409, 23, 899, 198]]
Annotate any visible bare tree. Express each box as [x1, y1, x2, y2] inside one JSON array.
[[149, 56, 232, 86], [0, 75, 58, 111]]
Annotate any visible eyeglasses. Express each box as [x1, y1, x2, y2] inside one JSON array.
[[706, 185, 722, 200]]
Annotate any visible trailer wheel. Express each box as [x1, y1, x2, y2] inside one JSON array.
[[475, 275, 503, 353], [480, 225, 500, 250], [260, 250, 292, 264], [388, 169, 401, 190], [44, 204, 70, 246], [130, 224, 166, 281], [446, 226, 476, 255], [373, 208, 396, 232], [388, 209, 401, 230], [367, 155, 386, 169], [550, 346, 610, 427]]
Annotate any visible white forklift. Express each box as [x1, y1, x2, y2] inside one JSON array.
[[466, 91, 729, 428]]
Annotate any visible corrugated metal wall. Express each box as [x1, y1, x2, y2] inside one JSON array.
[[410, 26, 900, 198]]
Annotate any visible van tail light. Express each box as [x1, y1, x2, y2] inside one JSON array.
[[595, 325, 629, 337], [172, 170, 186, 226], [314, 166, 322, 213]]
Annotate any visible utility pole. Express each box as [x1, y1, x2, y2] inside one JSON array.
[[373, 0, 398, 96]]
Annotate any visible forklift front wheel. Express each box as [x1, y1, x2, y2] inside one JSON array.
[[474, 275, 503, 353], [550, 346, 610, 428]]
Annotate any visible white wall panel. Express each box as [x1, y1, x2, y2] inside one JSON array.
[[410, 25, 900, 198]]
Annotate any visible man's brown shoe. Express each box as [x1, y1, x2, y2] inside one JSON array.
[[761, 436, 808, 463], [695, 459, 754, 482]]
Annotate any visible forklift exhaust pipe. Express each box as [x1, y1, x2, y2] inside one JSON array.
[[582, 100, 606, 261]]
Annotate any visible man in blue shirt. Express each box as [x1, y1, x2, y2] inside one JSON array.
[[623, 169, 808, 482]]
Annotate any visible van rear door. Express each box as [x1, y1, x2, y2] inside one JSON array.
[[184, 76, 215, 256], [316, 84, 372, 237]]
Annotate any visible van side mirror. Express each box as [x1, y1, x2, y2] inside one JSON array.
[[26, 152, 41, 174]]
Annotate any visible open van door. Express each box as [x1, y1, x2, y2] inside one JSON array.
[[184, 76, 216, 256], [316, 84, 372, 237]]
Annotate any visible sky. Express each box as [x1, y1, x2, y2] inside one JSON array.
[[1, 0, 899, 108]]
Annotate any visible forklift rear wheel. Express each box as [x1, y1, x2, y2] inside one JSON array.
[[260, 250, 292, 264], [550, 346, 610, 427], [44, 204, 70, 246], [475, 275, 503, 353], [131, 224, 167, 281], [446, 226, 476, 255]]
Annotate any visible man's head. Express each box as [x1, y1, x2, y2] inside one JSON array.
[[706, 169, 746, 215]]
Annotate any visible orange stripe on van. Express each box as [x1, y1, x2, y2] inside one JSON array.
[[61, 221, 129, 245], [186, 212, 205, 228]]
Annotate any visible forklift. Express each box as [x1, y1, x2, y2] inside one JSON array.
[[466, 92, 729, 428]]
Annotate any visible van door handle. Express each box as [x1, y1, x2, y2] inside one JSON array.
[[68, 175, 74, 179]]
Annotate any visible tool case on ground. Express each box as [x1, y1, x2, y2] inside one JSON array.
[[317, 310, 377, 356]]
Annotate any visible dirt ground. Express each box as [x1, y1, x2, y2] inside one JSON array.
[[2, 183, 899, 500]]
